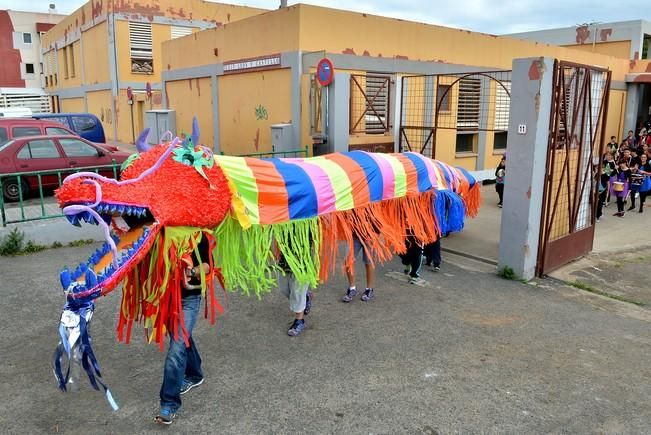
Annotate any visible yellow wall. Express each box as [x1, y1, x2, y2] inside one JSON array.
[[60, 97, 85, 113], [218, 69, 292, 155], [165, 78, 214, 148], [562, 41, 632, 59], [82, 22, 110, 84], [86, 90, 114, 140], [163, 7, 300, 69]]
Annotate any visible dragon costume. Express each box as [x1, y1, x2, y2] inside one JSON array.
[[52, 119, 481, 408]]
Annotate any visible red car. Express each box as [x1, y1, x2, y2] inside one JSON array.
[[0, 135, 131, 201]]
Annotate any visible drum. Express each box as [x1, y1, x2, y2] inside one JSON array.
[[613, 181, 625, 192]]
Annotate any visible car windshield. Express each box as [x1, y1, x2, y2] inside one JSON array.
[[0, 139, 16, 152]]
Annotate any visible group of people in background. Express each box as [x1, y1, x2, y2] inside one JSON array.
[[598, 121, 651, 220]]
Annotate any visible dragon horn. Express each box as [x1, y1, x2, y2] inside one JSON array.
[[191, 116, 199, 147], [135, 128, 151, 153]]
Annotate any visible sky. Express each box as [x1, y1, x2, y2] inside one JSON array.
[[0, 0, 648, 34]]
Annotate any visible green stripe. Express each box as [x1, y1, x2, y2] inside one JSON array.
[[306, 157, 354, 211], [377, 154, 407, 198], [215, 155, 260, 225]]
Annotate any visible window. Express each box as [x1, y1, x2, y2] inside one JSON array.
[[62, 46, 69, 79], [23, 32, 32, 44], [494, 81, 511, 131], [72, 116, 96, 132], [25, 63, 35, 74], [436, 84, 451, 111], [69, 45, 75, 77], [45, 116, 70, 128], [18, 139, 60, 159], [129, 21, 153, 73], [0, 127, 7, 146], [456, 78, 481, 131], [12, 127, 41, 137], [494, 131, 508, 150], [455, 133, 477, 153], [46, 127, 72, 135], [60, 138, 99, 157], [171, 26, 192, 39]]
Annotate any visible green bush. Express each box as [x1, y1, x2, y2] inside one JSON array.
[[498, 265, 516, 280], [51, 241, 63, 249], [0, 228, 25, 256], [23, 240, 47, 254]]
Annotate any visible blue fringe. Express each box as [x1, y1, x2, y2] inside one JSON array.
[[433, 190, 466, 236]]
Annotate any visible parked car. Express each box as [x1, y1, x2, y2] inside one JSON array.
[[33, 113, 106, 144], [0, 118, 119, 151], [0, 135, 130, 201]]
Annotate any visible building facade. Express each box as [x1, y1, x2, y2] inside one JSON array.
[[160, 4, 647, 177], [41, 0, 267, 143], [507, 20, 651, 131], [0, 7, 65, 112]]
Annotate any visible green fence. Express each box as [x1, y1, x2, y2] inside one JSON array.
[[221, 146, 309, 159], [0, 162, 120, 227]]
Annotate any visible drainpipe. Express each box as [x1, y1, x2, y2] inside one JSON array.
[[280, 0, 287, 7]]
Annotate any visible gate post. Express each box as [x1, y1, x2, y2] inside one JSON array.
[[498, 57, 555, 280], [328, 72, 351, 153]]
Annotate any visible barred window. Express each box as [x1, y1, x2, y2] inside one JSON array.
[[129, 21, 153, 73], [456, 78, 480, 131]]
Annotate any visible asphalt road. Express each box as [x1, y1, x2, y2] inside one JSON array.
[[0, 245, 650, 434]]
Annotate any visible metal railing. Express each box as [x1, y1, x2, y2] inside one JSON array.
[[0, 162, 120, 227], [221, 146, 309, 159]]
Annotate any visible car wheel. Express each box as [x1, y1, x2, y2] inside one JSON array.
[[2, 178, 29, 202]]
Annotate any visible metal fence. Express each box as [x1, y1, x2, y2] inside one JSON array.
[[221, 146, 309, 159], [0, 162, 120, 227]]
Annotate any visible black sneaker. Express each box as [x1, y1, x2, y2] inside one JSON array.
[[287, 319, 305, 336], [154, 408, 176, 425], [361, 288, 374, 301], [180, 377, 204, 395], [342, 287, 358, 302]]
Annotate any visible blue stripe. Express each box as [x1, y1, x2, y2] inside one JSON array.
[[345, 151, 384, 202], [434, 161, 452, 186], [456, 166, 477, 188], [404, 152, 433, 193], [267, 158, 318, 219]]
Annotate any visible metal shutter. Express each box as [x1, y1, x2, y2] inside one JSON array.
[[171, 26, 192, 39], [129, 21, 152, 59], [456, 78, 481, 131]]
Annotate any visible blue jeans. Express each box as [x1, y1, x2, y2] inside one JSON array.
[[160, 295, 203, 411]]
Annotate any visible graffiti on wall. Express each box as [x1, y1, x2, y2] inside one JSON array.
[[254, 104, 268, 120], [100, 107, 113, 124]]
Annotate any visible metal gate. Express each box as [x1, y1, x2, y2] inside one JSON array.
[[399, 71, 511, 158], [537, 60, 612, 276]]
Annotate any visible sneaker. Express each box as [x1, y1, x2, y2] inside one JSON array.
[[180, 377, 204, 395], [287, 319, 305, 336], [342, 287, 357, 302], [304, 291, 313, 315], [433, 266, 441, 272], [403, 265, 411, 275], [409, 276, 426, 285], [361, 288, 374, 301], [154, 408, 176, 425]]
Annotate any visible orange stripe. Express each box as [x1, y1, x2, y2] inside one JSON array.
[[393, 154, 419, 195], [244, 157, 290, 223], [324, 154, 371, 208]]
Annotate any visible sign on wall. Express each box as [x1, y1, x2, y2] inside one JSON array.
[[223, 54, 282, 74], [316, 58, 334, 86]]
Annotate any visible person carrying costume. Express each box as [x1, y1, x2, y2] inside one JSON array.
[[155, 233, 211, 425], [277, 246, 314, 337], [423, 237, 441, 271], [342, 233, 376, 303], [400, 230, 425, 284]]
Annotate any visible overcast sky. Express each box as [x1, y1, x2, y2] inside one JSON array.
[[1, 0, 648, 34]]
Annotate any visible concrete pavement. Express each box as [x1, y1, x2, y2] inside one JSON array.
[[0, 244, 650, 434]]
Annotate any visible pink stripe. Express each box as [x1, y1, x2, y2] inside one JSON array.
[[409, 152, 439, 189], [285, 159, 337, 215], [368, 153, 395, 200]]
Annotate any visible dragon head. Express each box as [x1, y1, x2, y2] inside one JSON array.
[[55, 124, 232, 301]]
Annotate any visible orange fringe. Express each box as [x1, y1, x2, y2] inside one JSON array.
[[318, 190, 439, 283], [463, 182, 482, 218]]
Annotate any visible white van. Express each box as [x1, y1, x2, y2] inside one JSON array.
[[0, 107, 33, 118]]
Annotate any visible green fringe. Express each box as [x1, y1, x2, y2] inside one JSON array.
[[214, 214, 321, 297]]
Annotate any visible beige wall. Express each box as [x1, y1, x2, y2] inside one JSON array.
[[59, 97, 84, 113], [165, 78, 214, 148]]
